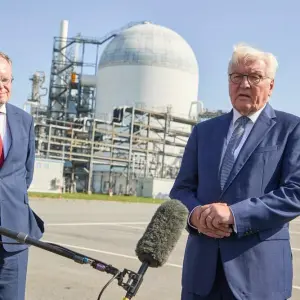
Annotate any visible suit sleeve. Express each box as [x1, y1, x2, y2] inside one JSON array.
[[230, 121, 300, 237], [169, 125, 200, 233], [25, 116, 35, 189]]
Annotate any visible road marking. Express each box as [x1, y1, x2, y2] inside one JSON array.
[[46, 222, 149, 227], [42, 239, 182, 268], [122, 225, 146, 230], [294, 285, 300, 290], [40, 239, 300, 290], [45, 222, 187, 235], [290, 231, 300, 235]]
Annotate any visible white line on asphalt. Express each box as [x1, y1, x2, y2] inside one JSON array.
[[46, 222, 187, 236], [122, 225, 146, 230], [45, 223, 300, 240], [46, 222, 148, 226], [294, 285, 300, 290], [42, 239, 182, 268], [290, 231, 300, 235], [40, 239, 300, 290]]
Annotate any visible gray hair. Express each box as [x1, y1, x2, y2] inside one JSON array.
[[0, 52, 12, 65], [228, 43, 278, 78]]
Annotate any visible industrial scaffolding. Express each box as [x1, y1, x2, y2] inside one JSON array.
[[47, 20, 149, 121], [34, 105, 200, 194]]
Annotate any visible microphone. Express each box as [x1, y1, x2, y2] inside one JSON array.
[[0, 199, 188, 300], [123, 199, 188, 299]]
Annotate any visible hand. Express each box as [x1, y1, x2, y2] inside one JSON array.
[[190, 206, 232, 238], [199, 203, 234, 232]]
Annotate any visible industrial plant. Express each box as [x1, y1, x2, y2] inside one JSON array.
[[26, 20, 226, 198]]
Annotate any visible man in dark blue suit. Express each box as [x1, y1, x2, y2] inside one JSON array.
[[0, 52, 44, 299], [170, 43, 300, 300]]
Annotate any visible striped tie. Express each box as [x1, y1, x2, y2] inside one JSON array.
[[219, 116, 249, 190]]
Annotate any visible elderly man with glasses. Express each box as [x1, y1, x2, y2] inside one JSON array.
[[0, 52, 44, 300], [170, 43, 299, 300]]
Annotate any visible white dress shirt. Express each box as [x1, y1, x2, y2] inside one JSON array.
[[0, 104, 12, 159], [189, 104, 267, 231]]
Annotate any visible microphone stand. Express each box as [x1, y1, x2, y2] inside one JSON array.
[[0, 226, 143, 299]]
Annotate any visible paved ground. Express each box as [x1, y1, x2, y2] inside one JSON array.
[[23, 199, 300, 300]]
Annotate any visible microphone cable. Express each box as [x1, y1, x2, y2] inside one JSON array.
[[48, 243, 127, 300], [47, 242, 121, 300], [97, 271, 121, 300]]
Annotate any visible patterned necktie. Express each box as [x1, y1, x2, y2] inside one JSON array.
[[219, 116, 249, 190]]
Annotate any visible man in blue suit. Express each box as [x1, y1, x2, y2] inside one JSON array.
[[0, 52, 44, 299], [170, 43, 300, 300]]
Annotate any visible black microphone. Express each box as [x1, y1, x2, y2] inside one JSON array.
[[123, 199, 188, 299]]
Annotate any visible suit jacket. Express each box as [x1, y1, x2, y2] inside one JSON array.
[[169, 103, 300, 300], [0, 103, 44, 252]]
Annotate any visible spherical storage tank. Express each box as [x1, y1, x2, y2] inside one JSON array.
[[95, 22, 199, 119]]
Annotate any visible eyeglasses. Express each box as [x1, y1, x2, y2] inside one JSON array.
[[229, 73, 271, 85], [0, 77, 13, 85]]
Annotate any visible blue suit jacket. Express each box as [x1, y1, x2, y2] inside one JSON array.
[[170, 103, 300, 300], [0, 103, 44, 252]]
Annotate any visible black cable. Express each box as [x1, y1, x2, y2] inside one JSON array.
[[97, 271, 121, 300], [47, 242, 124, 299]]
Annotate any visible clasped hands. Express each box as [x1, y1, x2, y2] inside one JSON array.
[[190, 203, 234, 238]]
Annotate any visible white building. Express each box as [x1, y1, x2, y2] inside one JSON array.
[[95, 22, 199, 120]]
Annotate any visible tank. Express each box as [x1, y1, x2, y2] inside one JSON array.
[[95, 22, 199, 119]]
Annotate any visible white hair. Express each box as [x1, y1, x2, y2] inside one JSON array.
[[228, 43, 278, 78], [0, 52, 12, 65]]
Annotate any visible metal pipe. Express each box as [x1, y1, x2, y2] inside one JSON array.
[[126, 106, 135, 194], [87, 120, 96, 194]]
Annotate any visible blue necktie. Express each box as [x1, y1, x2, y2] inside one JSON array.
[[220, 116, 249, 190]]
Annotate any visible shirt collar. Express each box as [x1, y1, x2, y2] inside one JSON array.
[[232, 103, 266, 126], [0, 104, 6, 114]]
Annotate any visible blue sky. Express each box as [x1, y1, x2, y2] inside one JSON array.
[[1, 0, 299, 114]]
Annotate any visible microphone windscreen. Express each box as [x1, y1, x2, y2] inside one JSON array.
[[135, 199, 188, 268]]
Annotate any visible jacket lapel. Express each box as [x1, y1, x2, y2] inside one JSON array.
[[219, 104, 276, 197], [208, 112, 233, 183], [1, 104, 21, 173], [207, 111, 233, 197]]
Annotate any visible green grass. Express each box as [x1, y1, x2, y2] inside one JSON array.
[[28, 192, 164, 204]]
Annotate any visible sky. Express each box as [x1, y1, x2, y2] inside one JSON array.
[[1, 0, 300, 114]]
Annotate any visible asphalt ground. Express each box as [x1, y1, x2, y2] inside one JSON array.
[[23, 199, 300, 300]]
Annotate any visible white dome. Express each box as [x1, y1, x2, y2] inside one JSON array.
[[99, 22, 198, 74], [95, 22, 199, 119]]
